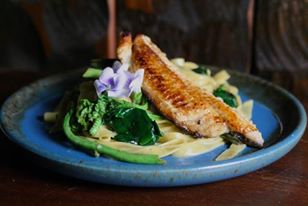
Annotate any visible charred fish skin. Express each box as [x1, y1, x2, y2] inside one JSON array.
[[117, 33, 264, 147]]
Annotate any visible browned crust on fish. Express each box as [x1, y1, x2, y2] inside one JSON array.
[[120, 34, 263, 147]]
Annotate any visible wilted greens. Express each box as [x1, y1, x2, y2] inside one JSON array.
[[213, 86, 238, 108], [192, 65, 210, 75], [221, 132, 244, 145], [63, 108, 164, 164]]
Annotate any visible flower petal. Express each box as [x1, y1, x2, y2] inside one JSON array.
[[94, 80, 107, 96], [108, 89, 130, 98], [94, 61, 143, 98], [129, 69, 144, 94], [112, 61, 122, 72], [112, 70, 132, 91], [135, 69, 144, 79], [99, 67, 115, 85]]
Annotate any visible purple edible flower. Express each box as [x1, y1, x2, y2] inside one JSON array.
[[94, 61, 144, 98]]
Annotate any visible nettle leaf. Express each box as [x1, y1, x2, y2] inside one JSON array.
[[192, 65, 210, 75], [213, 86, 238, 108], [108, 108, 161, 146]]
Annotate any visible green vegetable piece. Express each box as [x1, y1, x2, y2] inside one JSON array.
[[192, 65, 210, 75], [63, 109, 165, 164], [213, 86, 238, 108], [221, 132, 244, 145], [90, 59, 102, 68], [147, 112, 162, 121], [112, 97, 162, 121], [108, 107, 162, 146], [131, 92, 145, 105], [116, 94, 162, 121], [89, 118, 102, 136], [119, 97, 148, 110], [82, 68, 102, 78], [76, 96, 108, 135]]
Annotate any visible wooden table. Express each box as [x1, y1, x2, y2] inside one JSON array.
[[0, 71, 307, 206]]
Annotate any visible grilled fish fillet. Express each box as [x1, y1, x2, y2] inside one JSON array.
[[117, 33, 264, 147]]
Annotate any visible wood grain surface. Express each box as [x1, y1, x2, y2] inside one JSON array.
[[2, 0, 307, 75], [255, 0, 308, 72], [0, 71, 307, 206], [117, 0, 253, 72]]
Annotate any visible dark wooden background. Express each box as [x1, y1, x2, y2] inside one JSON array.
[[0, 1, 307, 205], [255, 0, 307, 73], [118, 0, 253, 72], [0, 0, 306, 74]]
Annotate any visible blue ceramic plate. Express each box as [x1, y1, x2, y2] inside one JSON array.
[[0, 69, 306, 187]]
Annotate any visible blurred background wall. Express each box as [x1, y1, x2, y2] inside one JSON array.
[[0, 0, 109, 71], [0, 0, 306, 74]]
